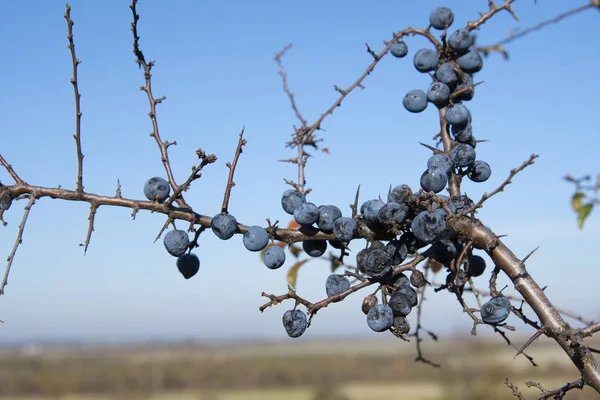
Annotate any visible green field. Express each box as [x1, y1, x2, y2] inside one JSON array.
[[0, 336, 598, 399]]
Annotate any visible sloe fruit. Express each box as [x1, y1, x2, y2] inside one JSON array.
[[427, 154, 452, 175], [427, 82, 451, 105], [388, 290, 412, 317], [390, 185, 412, 204], [211, 213, 238, 240], [303, 240, 327, 257], [411, 210, 446, 243], [435, 62, 458, 87], [333, 217, 357, 243], [294, 202, 319, 225], [282, 309, 308, 338], [468, 255, 486, 277], [243, 226, 269, 252], [451, 143, 476, 168], [366, 304, 394, 332], [429, 7, 454, 30], [468, 160, 492, 182], [445, 103, 470, 126], [403, 90, 428, 113], [144, 177, 170, 203], [317, 205, 342, 232], [393, 316, 411, 335], [420, 167, 447, 193], [390, 40, 408, 58], [480, 296, 511, 325], [448, 28, 474, 53], [414, 48, 439, 72], [163, 229, 190, 257], [456, 50, 483, 73], [325, 274, 351, 297], [176, 253, 199, 279], [264, 245, 286, 270], [361, 199, 385, 223], [281, 189, 306, 215]]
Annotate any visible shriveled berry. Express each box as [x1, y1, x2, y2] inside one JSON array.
[[362, 294, 378, 315]]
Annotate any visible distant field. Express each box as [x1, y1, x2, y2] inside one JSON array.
[[0, 336, 598, 400]]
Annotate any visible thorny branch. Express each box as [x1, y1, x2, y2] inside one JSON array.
[[477, 1, 599, 57], [80, 203, 99, 254], [526, 378, 585, 400], [0, 0, 598, 395], [221, 128, 246, 214], [0, 195, 36, 295], [129, 0, 190, 209], [64, 4, 85, 194]]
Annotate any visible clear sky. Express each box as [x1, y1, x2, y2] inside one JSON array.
[[0, 1, 598, 344]]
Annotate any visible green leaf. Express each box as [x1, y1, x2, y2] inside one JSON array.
[[577, 203, 593, 229], [330, 254, 343, 273], [572, 192, 585, 212], [287, 259, 310, 289]]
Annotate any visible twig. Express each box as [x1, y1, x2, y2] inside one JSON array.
[[165, 149, 217, 206], [275, 44, 307, 128], [580, 322, 600, 338], [526, 378, 585, 400], [0, 154, 24, 185], [129, 0, 189, 209], [80, 203, 99, 254], [459, 154, 538, 215], [477, 2, 596, 55], [467, 0, 518, 31], [515, 329, 543, 358], [154, 217, 174, 243], [221, 128, 246, 214], [259, 279, 374, 314], [504, 378, 527, 400], [64, 4, 85, 194], [0, 195, 36, 295], [411, 268, 441, 367]]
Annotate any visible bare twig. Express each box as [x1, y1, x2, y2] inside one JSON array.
[[505, 378, 527, 400], [221, 128, 246, 214], [580, 322, 600, 338], [259, 279, 374, 314], [0, 154, 24, 185], [467, 0, 518, 31], [64, 4, 85, 194], [165, 149, 217, 206], [459, 154, 539, 215], [80, 203, 99, 254], [1, 195, 36, 295], [129, 0, 189, 209], [526, 378, 585, 400], [275, 44, 307, 128], [477, 2, 596, 56]]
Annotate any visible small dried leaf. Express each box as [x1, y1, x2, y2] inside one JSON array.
[[287, 220, 301, 230], [287, 259, 310, 289]]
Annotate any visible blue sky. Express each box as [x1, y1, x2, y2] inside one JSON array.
[[0, 0, 598, 344]]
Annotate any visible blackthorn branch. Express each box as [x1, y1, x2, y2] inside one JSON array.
[[1, 1, 599, 397]]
